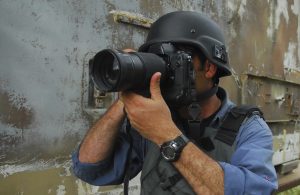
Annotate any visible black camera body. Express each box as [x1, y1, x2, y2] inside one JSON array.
[[91, 43, 196, 107]]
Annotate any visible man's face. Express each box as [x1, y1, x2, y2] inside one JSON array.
[[175, 44, 216, 94], [192, 54, 213, 93]]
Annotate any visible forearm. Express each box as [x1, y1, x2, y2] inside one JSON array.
[[79, 100, 125, 163], [155, 125, 224, 194], [174, 142, 224, 195]]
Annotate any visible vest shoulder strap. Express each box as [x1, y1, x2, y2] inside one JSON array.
[[215, 105, 264, 146]]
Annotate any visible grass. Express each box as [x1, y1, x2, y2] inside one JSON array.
[[278, 185, 300, 195]]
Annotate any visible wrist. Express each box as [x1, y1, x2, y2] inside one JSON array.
[[160, 134, 190, 162], [115, 99, 124, 108], [102, 99, 125, 123], [156, 124, 182, 146]]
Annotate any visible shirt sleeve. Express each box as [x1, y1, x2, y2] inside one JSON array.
[[72, 123, 147, 186], [219, 115, 278, 195]]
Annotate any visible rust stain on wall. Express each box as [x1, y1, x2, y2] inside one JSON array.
[[0, 89, 34, 130]]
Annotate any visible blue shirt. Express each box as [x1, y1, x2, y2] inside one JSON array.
[[72, 88, 278, 194]]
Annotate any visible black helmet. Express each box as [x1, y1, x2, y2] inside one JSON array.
[[139, 11, 231, 78]]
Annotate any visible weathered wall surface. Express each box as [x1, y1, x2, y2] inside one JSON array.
[[0, 0, 299, 194]]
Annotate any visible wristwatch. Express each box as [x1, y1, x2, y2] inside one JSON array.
[[160, 134, 190, 162]]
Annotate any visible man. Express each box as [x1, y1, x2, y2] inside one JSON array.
[[72, 11, 278, 194]]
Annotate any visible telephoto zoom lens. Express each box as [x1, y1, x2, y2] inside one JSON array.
[[91, 49, 166, 92]]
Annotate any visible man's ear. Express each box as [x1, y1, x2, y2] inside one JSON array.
[[204, 61, 217, 79]]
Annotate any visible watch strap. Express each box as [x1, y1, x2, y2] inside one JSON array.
[[178, 134, 190, 145], [176, 134, 190, 154], [161, 134, 190, 162], [173, 134, 189, 150]]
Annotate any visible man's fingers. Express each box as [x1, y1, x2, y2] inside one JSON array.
[[150, 72, 163, 101], [120, 91, 134, 104], [123, 48, 136, 53], [121, 91, 148, 106]]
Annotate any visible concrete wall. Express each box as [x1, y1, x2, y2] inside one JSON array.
[[1, 0, 300, 194]]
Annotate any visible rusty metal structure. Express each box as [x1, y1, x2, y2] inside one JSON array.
[[1, 0, 300, 194]]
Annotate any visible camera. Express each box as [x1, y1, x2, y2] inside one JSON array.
[[90, 43, 196, 107]]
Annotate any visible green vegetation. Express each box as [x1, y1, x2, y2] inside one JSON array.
[[278, 185, 300, 195]]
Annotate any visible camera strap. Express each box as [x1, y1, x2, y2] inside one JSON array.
[[123, 119, 133, 195], [186, 85, 218, 120], [187, 102, 202, 146], [188, 103, 201, 121]]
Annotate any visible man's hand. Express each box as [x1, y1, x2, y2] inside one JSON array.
[[121, 72, 181, 145], [121, 71, 224, 194]]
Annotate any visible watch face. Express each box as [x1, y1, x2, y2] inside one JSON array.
[[160, 135, 189, 162], [163, 146, 176, 159], [161, 141, 178, 161]]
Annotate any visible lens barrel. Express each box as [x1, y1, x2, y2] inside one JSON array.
[[91, 49, 166, 92]]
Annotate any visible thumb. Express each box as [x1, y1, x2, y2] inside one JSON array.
[[150, 72, 163, 101]]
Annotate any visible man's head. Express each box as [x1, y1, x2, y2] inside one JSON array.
[[139, 11, 231, 84], [174, 44, 219, 94]]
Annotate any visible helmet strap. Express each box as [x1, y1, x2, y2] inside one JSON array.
[[213, 77, 219, 85]]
